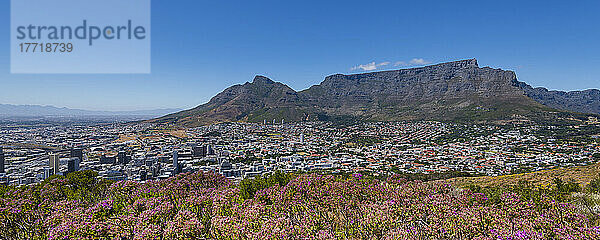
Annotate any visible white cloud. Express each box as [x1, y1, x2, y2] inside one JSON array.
[[351, 61, 390, 71], [351, 62, 376, 71], [394, 58, 432, 67], [352, 59, 432, 71], [409, 58, 431, 65], [394, 61, 406, 66]]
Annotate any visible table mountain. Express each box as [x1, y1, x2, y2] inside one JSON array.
[[153, 59, 597, 126]]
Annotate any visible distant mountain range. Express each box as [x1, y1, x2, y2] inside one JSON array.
[[0, 104, 181, 117], [515, 82, 600, 115], [153, 59, 599, 126]]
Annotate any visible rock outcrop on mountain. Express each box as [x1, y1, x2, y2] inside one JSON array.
[[153, 59, 597, 126]]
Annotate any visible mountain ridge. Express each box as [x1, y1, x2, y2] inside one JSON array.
[[153, 59, 599, 126], [515, 82, 600, 115], [0, 104, 181, 117]]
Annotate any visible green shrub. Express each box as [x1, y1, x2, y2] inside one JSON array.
[[467, 178, 583, 208], [34, 170, 114, 202], [554, 177, 581, 194], [588, 174, 600, 193], [239, 171, 293, 200]]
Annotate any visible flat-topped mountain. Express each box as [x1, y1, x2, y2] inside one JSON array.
[[298, 59, 543, 121], [153, 59, 598, 126]]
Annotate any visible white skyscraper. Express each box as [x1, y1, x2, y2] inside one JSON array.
[[173, 150, 179, 174], [43, 167, 52, 179], [49, 154, 60, 175]]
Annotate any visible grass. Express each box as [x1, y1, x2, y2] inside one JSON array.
[[447, 163, 600, 188]]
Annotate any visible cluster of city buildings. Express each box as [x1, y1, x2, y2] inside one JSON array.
[[0, 119, 599, 186]]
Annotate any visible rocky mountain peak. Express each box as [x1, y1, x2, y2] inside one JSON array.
[[252, 75, 276, 85]]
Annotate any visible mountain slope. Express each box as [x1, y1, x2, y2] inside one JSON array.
[[155, 76, 311, 125], [152, 59, 597, 127], [514, 81, 600, 114]]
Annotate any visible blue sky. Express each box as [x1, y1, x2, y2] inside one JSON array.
[[1, 0, 599, 111]]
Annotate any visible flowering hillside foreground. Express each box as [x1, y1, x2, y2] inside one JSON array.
[[1, 171, 600, 239]]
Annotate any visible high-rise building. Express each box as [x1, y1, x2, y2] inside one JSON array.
[[43, 167, 52, 179], [193, 145, 206, 157], [140, 168, 148, 181], [0, 147, 5, 173], [67, 148, 83, 174], [70, 148, 83, 162], [117, 151, 129, 165], [206, 145, 215, 155], [67, 157, 80, 173], [173, 150, 180, 174], [49, 154, 60, 175]]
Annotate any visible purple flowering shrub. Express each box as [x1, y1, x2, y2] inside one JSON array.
[[1, 171, 600, 239]]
